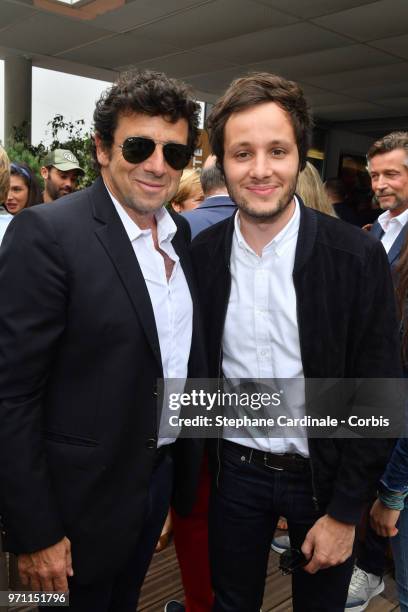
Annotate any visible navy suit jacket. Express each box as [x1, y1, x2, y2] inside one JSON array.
[[0, 177, 207, 584], [370, 219, 408, 267], [182, 195, 236, 239]]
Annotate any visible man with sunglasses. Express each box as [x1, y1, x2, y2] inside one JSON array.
[[0, 70, 206, 612]]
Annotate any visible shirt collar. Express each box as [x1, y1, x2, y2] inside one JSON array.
[[234, 196, 300, 257], [106, 184, 177, 246], [378, 207, 408, 232]]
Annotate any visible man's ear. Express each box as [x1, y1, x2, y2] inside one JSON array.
[[40, 166, 49, 180], [94, 133, 110, 167]]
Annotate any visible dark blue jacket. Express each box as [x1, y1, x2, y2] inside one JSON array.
[[182, 195, 236, 239], [381, 438, 408, 494], [370, 219, 408, 267], [190, 200, 402, 524]]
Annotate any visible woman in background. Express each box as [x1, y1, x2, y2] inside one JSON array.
[[5, 162, 42, 215], [0, 146, 11, 245], [171, 168, 204, 213], [297, 161, 336, 217], [0, 147, 10, 203]]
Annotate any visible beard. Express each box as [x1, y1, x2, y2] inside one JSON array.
[[226, 174, 298, 221], [122, 196, 165, 215], [374, 192, 408, 212], [120, 178, 172, 216], [46, 179, 72, 201]]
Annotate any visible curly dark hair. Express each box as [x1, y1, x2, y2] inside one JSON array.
[[92, 69, 200, 168], [206, 72, 313, 172]]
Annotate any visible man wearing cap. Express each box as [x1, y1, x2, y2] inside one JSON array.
[[41, 149, 84, 202]]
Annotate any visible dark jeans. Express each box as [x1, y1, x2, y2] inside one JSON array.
[[209, 442, 354, 612], [40, 451, 173, 612], [357, 520, 388, 577]]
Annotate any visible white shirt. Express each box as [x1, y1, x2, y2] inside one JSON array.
[[0, 211, 13, 245], [377, 208, 408, 253], [109, 191, 193, 446], [222, 198, 308, 457]]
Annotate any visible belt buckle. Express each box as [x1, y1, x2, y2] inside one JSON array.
[[263, 453, 284, 471]]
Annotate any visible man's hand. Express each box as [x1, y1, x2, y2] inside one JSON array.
[[301, 514, 355, 574], [370, 498, 400, 537], [18, 536, 73, 592]]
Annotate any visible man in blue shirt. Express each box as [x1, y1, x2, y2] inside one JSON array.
[[182, 154, 236, 239]]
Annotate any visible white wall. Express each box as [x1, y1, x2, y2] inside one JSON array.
[[31, 67, 112, 146], [2, 66, 206, 148], [1, 65, 111, 147]]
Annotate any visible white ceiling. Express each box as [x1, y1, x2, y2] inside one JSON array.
[[1, 0, 408, 136]]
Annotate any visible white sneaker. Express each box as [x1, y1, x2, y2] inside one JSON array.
[[164, 602, 185, 612], [345, 565, 385, 611], [271, 534, 290, 554]]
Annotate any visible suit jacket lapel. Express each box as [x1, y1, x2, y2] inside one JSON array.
[[91, 178, 162, 371], [370, 221, 384, 240], [388, 222, 408, 265], [171, 225, 196, 304], [171, 221, 204, 370]]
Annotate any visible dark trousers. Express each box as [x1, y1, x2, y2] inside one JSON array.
[[172, 454, 214, 612], [209, 442, 354, 612], [40, 451, 173, 612], [357, 520, 388, 577]]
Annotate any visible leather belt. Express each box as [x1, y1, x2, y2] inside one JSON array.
[[223, 440, 310, 473]]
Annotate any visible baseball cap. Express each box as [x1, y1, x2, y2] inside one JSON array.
[[43, 149, 84, 174]]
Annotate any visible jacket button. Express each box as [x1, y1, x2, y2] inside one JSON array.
[[146, 438, 157, 449]]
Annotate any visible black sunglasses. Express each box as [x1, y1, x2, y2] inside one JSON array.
[[119, 137, 191, 170]]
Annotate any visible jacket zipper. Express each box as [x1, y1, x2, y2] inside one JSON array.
[[295, 284, 320, 511]]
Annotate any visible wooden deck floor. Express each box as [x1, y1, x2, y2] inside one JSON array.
[[139, 543, 401, 612], [3, 545, 400, 611]]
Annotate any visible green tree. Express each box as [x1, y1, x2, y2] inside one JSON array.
[[6, 115, 98, 188], [5, 122, 44, 183], [5, 140, 42, 182]]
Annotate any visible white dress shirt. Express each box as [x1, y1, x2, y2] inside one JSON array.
[[109, 191, 193, 446], [222, 197, 308, 457], [377, 207, 408, 253], [0, 211, 13, 246]]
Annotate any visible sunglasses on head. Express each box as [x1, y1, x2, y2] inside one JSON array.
[[119, 137, 191, 171]]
